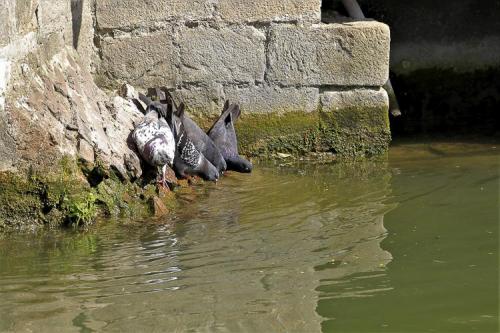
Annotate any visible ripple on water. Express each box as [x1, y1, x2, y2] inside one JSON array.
[[0, 144, 498, 332]]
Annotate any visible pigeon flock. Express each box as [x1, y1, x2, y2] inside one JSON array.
[[131, 88, 252, 187]]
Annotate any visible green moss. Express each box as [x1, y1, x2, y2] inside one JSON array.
[[230, 106, 390, 158], [235, 111, 320, 156], [319, 106, 391, 157], [0, 157, 180, 231], [0, 173, 45, 230]]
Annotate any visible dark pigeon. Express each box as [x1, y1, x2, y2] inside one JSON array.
[[207, 101, 252, 173], [170, 103, 219, 181], [163, 90, 227, 174]]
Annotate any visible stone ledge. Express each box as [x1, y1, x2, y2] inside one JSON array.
[[267, 22, 390, 86], [218, 0, 321, 23], [319, 88, 390, 156]]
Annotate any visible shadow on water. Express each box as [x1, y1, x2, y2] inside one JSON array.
[[0, 143, 498, 332]]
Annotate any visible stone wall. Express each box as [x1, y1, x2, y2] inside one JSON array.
[[1, 0, 392, 175], [93, 0, 391, 155], [0, 0, 392, 229]]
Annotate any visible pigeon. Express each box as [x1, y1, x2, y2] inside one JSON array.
[[132, 95, 175, 187], [208, 100, 252, 173], [170, 103, 220, 181], [162, 89, 227, 174]]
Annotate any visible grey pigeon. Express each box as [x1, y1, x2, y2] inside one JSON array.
[[132, 97, 175, 186], [208, 100, 252, 173]]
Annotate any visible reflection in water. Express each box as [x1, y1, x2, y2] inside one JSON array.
[[0, 158, 394, 332], [0, 143, 497, 332], [318, 143, 499, 332]]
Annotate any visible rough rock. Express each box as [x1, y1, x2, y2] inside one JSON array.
[[178, 25, 266, 84], [99, 30, 178, 89], [267, 22, 391, 86], [106, 96, 144, 179], [218, 0, 321, 23], [78, 139, 95, 164], [2, 46, 144, 178], [119, 83, 139, 100], [150, 196, 169, 218]]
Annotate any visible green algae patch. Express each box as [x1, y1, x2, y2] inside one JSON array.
[[0, 158, 180, 232], [235, 111, 320, 156], [0, 171, 91, 230], [232, 107, 390, 158], [319, 106, 391, 157]]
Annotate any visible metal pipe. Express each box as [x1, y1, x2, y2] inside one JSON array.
[[341, 0, 402, 117]]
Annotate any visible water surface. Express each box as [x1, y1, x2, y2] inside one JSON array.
[[0, 143, 498, 332]]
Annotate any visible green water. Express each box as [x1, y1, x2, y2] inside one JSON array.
[[0, 143, 498, 332]]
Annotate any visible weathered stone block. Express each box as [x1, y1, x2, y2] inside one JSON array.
[[99, 31, 177, 88], [225, 85, 319, 155], [267, 22, 390, 86], [320, 88, 390, 156], [218, 0, 321, 23], [233, 88, 390, 157], [172, 83, 225, 115], [224, 85, 319, 114], [96, 0, 213, 30], [320, 88, 389, 111], [178, 26, 266, 84]]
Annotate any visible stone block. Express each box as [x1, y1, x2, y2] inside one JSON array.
[[99, 31, 178, 88], [218, 0, 321, 23], [224, 84, 319, 114], [267, 22, 390, 86], [178, 26, 266, 84], [171, 83, 225, 115], [96, 0, 213, 30], [320, 88, 389, 111], [319, 88, 390, 156]]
